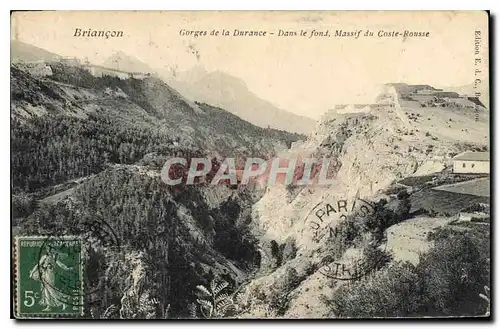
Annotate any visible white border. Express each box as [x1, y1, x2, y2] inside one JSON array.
[[2, 1, 498, 329], [2, 1, 500, 10]]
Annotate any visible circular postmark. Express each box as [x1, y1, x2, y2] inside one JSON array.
[[36, 216, 122, 307], [305, 197, 388, 281]]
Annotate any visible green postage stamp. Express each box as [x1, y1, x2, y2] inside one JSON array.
[[14, 236, 84, 318]]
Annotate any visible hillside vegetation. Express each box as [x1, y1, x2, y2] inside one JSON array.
[[11, 62, 304, 318], [11, 64, 303, 192], [236, 83, 490, 318], [11, 60, 490, 319]]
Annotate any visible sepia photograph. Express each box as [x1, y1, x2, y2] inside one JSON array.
[[10, 10, 490, 319]]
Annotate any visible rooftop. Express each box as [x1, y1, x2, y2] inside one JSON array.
[[453, 151, 490, 162]]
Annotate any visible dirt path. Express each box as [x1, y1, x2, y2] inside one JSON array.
[[38, 186, 76, 205], [386, 215, 454, 265], [388, 86, 413, 131]]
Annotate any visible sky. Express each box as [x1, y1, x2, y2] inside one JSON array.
[[11, 11, 489, 119]]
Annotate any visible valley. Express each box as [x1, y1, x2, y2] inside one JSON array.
[[11, 52, 490, 319]]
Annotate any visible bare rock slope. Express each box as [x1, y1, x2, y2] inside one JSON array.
[[238, 84, 489, 318]]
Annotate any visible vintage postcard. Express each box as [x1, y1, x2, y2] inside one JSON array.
[[11, 11, 490, 319]]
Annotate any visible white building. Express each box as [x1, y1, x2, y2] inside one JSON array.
[[84, 65, 130, 80], [416, 88, 435, 95], [83, 64, 150, 80], [452, 151, 490, 174]]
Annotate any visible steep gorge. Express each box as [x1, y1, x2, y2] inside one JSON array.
[[11, 63, 299, 318], [237, 86, 489, 318], [11, 63, 489, 318]]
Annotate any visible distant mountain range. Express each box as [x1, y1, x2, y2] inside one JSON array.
[[11, 40, 317, 134], [100, 53, 316, 134], [166, 66, 317, 134], [11, 40, 61, 62], [441, 84, 489, 109], [98, 52, 317, 134], [441, 84, 476, 96]]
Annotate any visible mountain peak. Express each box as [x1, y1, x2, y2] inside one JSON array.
[[102, 51, 154, 73], [169, 66, 316, 134], [173, 65, 208, 83], [201, 70, 248, 90]]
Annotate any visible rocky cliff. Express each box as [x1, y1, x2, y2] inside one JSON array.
[[237, 84, 489, 318]]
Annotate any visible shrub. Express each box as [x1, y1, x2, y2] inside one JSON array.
[[12, 193, 34, 218], [364, 196, 410, 235], [362, 244, 393, 274], [236, 266, 301, 317], [326, 226, 490, 317], [268, 267, 300, 315], [329, 262, 423, 318], [281, 238, 297, 263], [417, 227, 490, 316]]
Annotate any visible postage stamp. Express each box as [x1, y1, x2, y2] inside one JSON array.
[[14, 236, 84, 318]]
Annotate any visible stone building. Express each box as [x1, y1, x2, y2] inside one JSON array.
[[452, 151, 490, 174]]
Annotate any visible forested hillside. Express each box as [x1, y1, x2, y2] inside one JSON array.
[[11, 62, 303, 318], [19, 168, 260, 318], [11, 62, 489, 319], [11, 64, 303, 192]]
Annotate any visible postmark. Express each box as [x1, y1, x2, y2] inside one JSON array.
[[305, 197, 388, 281], [46, 216, 123, 302], [15, 236, 84, 318], [71, 216, 123, 300]]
